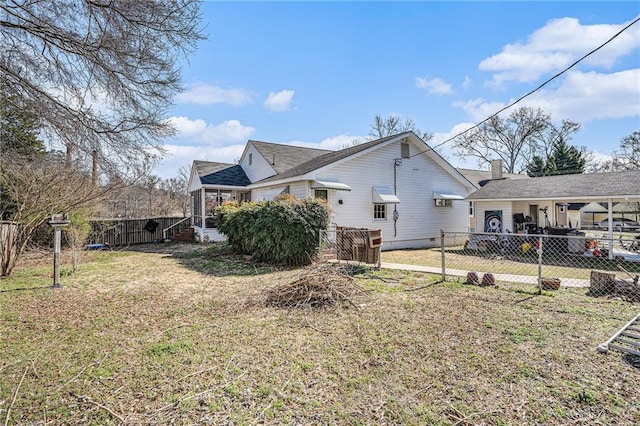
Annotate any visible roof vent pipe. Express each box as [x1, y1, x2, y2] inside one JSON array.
[[490, 159, 503, 180]]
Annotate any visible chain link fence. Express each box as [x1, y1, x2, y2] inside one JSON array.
[[440, 230, 640, 299], [318, 227, 640, 300]]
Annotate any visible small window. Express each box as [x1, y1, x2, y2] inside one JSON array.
[[314, 189, 328, 200], [249, 153, 252, 165], [469, 201, 474, 217], [373, 203, 387, 220], [435, 199, 452, 207], [401, 142, 410, 159]]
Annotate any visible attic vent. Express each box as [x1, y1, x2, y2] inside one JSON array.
[[401, 142, 410, 159], [249, 153, 252, 165]]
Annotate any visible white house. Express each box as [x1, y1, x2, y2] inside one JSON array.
[[188, 132, 477, 250], [465, 167, 640, 237]]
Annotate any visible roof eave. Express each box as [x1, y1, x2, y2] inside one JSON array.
[[467, 194, 640, 202]]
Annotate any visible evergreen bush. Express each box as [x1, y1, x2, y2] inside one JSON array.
[[216, 196, 330, 266]]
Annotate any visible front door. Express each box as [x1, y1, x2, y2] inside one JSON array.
[[529, 204, 538, 226]]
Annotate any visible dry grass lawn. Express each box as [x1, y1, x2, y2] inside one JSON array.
[[1, 242, 639, 425]]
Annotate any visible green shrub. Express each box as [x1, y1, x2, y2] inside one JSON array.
[[216, 196, 330, 266]]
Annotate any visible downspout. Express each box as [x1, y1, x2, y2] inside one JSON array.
[[393, 159, 402, 237]]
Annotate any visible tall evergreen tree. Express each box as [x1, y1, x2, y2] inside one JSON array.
[[0, 94, 46, 157], [526, 155, 549, 177], [548, 137, 587, 175], [525, 136, 587, 176]]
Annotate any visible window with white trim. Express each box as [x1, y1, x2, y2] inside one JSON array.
[[469, 201, 474, 217], [373, 203, 387, 220]]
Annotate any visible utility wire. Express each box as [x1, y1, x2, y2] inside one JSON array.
[[409, 15, 640, 159]]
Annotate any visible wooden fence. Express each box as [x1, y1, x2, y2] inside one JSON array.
[[88, 217, 191, 246]]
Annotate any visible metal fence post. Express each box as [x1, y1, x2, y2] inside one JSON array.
[[537, 235, 543, 294], [441, 229, 446, 282]]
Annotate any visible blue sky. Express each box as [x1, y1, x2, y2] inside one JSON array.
[[156, 1, 640, 179]]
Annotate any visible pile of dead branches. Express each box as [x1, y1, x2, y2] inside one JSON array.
[[265, 263, 369, 308]]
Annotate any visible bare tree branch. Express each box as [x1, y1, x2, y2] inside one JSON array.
[[1, 0, 203, 177]]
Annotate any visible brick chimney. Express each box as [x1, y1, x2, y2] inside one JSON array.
[[490, 159, 503, 180]]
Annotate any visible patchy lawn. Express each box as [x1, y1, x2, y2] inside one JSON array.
[[1, 243, 639, 425]]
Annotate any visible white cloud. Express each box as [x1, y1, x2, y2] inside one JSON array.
[[415, 77, 454, 95], [176, 83, 253, 106], [153, 115, 255, 179], [169, 116, 255, 144], [154, 143, 246, 179], [452, 98, 508, 123], [522, 69, 640, 122], [462, 76, 473, 90], [427, 123, 490, 169], [264, 90, 295, 111], [480, 16, 640, 86], [455, 69, 640, 124]]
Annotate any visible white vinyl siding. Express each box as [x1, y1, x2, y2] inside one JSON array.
[[474, 201, 515, 233], [289, 181, 308, 199], [316, 139, 470, 249], [240, 144, 276, 183]]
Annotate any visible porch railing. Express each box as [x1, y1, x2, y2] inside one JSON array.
[[162, 217, 191, 241]]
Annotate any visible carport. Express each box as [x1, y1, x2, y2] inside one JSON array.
[[466, 170, 640, 260]]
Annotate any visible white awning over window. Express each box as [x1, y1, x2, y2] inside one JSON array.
[[372, 186, 400, 204], [433, 192, 465, 200], [261, 186, 288, 201], [311, 180, 352, 191]]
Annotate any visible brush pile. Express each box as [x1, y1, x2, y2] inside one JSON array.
[[265, 263, 369, 308]]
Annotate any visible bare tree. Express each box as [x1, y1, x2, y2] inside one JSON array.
[[532, 120, 581, 160], [0, 1, 202, 275], [160, 166, 191, 217], [587, 130, 640, 173], [453, 107, 552, 174], [612, 130, 640, 171], [0, 153, 105, 276], [1, 0, 203, 178], [369, 114, 433, 142]]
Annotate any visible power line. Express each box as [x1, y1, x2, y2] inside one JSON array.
[[410, 15, 640, 159]]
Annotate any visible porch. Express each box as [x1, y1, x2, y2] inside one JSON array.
[[190, 187, 250, 242]]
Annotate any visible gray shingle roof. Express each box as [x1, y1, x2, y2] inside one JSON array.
[[193, 160, 234, 177], [466, 170, 640, 201], [257, 133, 406, 183], [457, 168, 530, 189], [249, 140, 332, 175], [194, 161, 250, 187]]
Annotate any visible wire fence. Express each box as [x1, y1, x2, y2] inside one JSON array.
[[318, 228, 640, 300], [441, 231, 640, 299], [319, 226, 382, 268]]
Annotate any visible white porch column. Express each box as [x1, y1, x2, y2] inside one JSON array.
[[201, 188, 206, 228], [607, 199, 613, 260]]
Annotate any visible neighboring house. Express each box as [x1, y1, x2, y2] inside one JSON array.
[[188, 132, 477, 250], [465, 166, 640, 235], [457, 161, 530, 231]]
